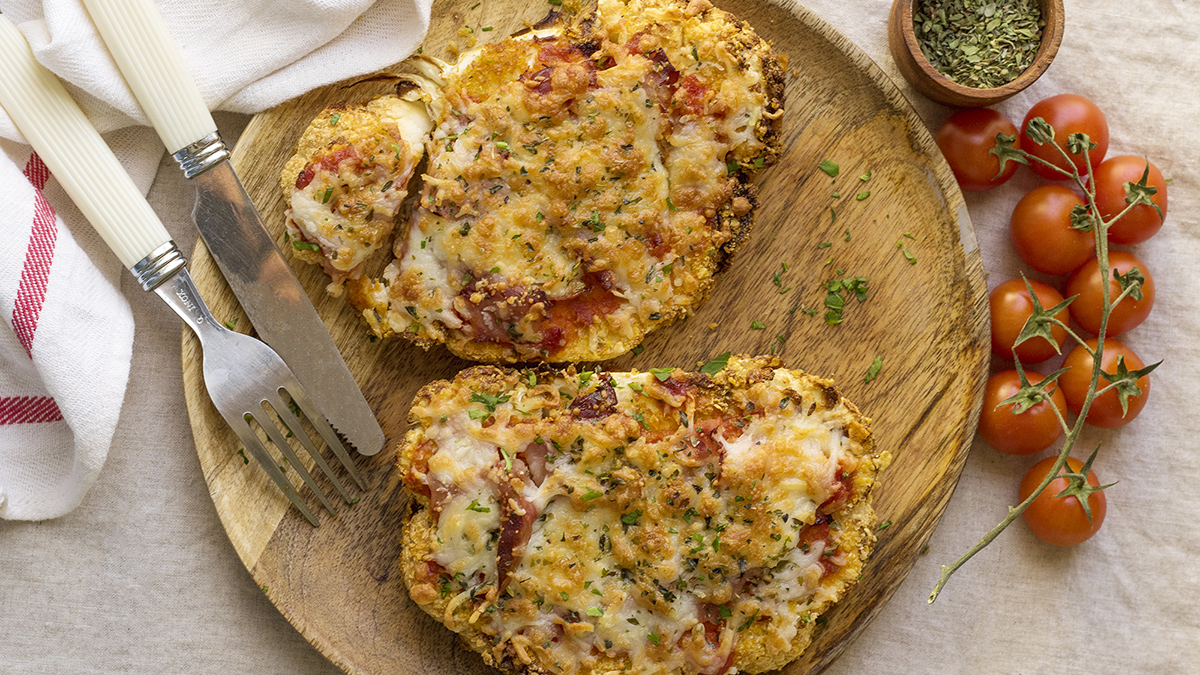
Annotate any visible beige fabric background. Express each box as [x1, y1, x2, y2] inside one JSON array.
[[2, 0, 1198, 672]]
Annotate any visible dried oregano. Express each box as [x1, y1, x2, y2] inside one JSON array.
[[914, 0, 1045, 89]]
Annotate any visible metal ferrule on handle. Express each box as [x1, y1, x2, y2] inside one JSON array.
[[0, 15, 174, 270], [81, 0, 217, 154], [172, 132, 230, 179], [131, 241, 187, 292]]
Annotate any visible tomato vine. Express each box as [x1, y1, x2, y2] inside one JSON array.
[[928, 118, 1162, 603]]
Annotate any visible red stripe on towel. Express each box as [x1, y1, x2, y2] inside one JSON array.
[[0, 396, 63, 425], [12, 153, 58, 358]]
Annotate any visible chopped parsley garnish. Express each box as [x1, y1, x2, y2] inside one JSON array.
[[818, 159, 840, 177], [737, 609, 760, 632], [877, 520, 893, 531], [328, 113, 340, 126], [856, 191, 870, 201], [649, 367, 674, 381], [822, 276, 869, 325], [581, 488, 604, 501], [700, 352, 731, 376], [631, 343, 645, 355], [864, 354, 884, 383], [470, 391, 511, 414], [466, 499, 490, 513], [648, 632, 661, 645], [291, 240, 320, 252], [750, 319, 765, 330], [621, 509, 643, 525], [586, 607, 604, 617], [860, 170, 873, 181]]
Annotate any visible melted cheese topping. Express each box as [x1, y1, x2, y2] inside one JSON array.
[[355, 0, 780, 361], [400, 357, 884, 675], [282, 95, 432, 295]]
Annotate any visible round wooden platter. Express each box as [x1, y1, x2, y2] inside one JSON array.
[[182, 0, 988, 673]]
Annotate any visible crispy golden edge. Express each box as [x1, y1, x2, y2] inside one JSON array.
[[397, 356, 888, 675]]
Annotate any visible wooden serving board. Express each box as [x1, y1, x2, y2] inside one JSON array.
[[181, 0, 988, 672]]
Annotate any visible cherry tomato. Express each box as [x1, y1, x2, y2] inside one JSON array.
[[1066, 251, 1155, 337], [1060, 338, 1151, 428], [1009, 185, 1095, 275], [936, 108, 1022, 191], [978, 370, 1067, 455], [1020, 94, 1109, 180], [989, 278, 1069, 363], [1019, 455, 1107, 546], [1094, 155, 1169, 244]]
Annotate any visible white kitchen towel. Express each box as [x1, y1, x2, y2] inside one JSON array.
[[0, 0, 431, 521]]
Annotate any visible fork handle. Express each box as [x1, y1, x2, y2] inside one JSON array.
[[80, 0, 216, 155], [0, 15, 181, 281]]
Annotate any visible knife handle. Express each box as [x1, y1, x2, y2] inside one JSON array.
[[80, 0, 217, 154], [0, 16, 180, 280]]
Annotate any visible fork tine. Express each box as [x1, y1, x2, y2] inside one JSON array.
[[267, 390, 353, 503], [228, 418, 319, 526], [255, 402, 337, 517], [285, 384, 366, 490]]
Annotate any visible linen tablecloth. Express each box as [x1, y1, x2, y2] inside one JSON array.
[[2, 0, 1197, 672]]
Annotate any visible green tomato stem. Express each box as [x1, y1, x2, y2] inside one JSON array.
[[930, 130, 1128, 603]]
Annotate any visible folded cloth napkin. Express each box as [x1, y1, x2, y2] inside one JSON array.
[[0, 0, 431, 521]]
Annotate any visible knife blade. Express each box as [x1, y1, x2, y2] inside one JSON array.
[[81, 0, 384, 456]]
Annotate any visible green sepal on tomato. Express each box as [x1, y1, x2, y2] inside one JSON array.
[[1060, 338, 1157, 429], [937, 108, 1021, 191], [1020, 452, 1111, 546], [978, 369, 1067, 455], [989, 278, 1070, 363], [1066, 251, 1155, 337], [1020, 94, 1109, 180], [1009, 185, 1095, 275], [1094, 155, 1169, 244]]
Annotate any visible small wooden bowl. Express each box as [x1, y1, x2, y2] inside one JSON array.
[[888, 0, 1065, 107]]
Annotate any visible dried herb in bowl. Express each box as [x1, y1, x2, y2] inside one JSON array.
[[914, 0, 1045, 89]]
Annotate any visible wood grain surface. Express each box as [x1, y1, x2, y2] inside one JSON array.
[[180, 0, 989, 673]]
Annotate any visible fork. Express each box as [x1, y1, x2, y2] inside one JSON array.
[[0, 15, 359, 526]]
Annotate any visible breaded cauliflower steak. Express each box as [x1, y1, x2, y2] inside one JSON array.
[[397, 356, 889, 675]]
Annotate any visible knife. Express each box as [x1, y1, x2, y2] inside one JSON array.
[[80, 0, 384, 456]]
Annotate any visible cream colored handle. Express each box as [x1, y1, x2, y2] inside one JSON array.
[[81, 0, 216, 154], [0, 16, 170, 269]]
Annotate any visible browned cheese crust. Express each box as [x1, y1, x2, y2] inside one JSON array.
[[397, 356, 890, 675], [283, 0, 785, 362]]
